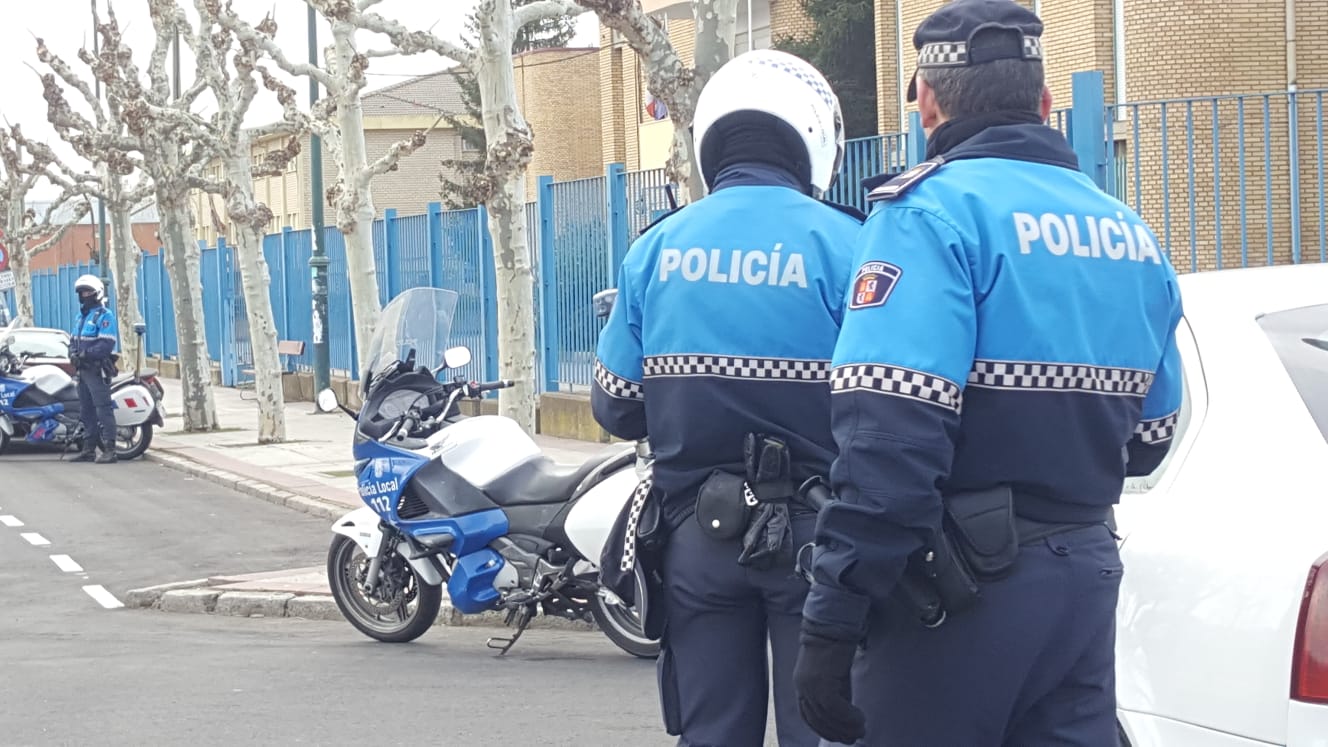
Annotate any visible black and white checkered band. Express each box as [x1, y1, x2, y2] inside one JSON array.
[[593, 360, 644, 400], [967, 359, 1153, 396], [917, 36, 1043, 68], [1135, 411, 1179, 444], [830, 364, 962, 412], [643, 355, 831, 382]]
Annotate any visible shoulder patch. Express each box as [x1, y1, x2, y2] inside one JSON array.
[[867, 158, 946, 203], [848, 261, 902, 310], [818, 199, 867, 223], [101, 317, 112, 329]]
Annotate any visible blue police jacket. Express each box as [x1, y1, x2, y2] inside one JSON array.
[[71, 303, 120, 362], [591, 163, 865, 529], [804, 122, 1185, 641]]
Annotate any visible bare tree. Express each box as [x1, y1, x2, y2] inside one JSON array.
[[141, 0, 312, 444], [217, 3, 433, 375], [316, 0, 585, 435], [39, 2, 221, 431], [576, 0, 738, 201], [0, 125, 92, 324]]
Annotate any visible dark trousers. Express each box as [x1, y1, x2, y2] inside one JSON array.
[[77, 366, 116, 450], [658, 510, 819, 747], [835, 523, 1123, 746]]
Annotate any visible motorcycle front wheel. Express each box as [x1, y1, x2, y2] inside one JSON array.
[[327, 534, 441, 643]]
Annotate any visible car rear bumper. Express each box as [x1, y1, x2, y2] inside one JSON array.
[[1119, 710, 1275, 747], [1121, 704, 1328, 747], [1288, 701, 1328, 746]]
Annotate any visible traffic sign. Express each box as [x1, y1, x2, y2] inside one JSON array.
[[0, 270, 15, 292], [0, 240, 8, 273]]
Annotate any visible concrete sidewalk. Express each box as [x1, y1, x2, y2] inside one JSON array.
[[131, 378, 617, 629]]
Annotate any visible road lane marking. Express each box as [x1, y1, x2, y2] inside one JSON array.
[[0, 515, 23, 527], [20, 533, 50, 546], [50, 555, 83, 573], [82, 585, 124, 609]]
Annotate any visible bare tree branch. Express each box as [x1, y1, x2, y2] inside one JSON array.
[[514, 0, 588, 28]]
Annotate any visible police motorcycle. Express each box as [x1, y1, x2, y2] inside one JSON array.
[[0, 315, 162, 459], [315, 286, 659, 658]]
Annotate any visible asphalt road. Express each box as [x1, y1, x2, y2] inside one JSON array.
[[0, 448, 684, 746]]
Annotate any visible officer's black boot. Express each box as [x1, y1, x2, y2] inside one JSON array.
[[70, 440, 97, 462], [95, 441, 118, 464]]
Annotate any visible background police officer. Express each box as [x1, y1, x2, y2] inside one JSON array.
[[70, 274, 120, 464], [592, 50, 864, 747], [791, 0, 1184, 744]]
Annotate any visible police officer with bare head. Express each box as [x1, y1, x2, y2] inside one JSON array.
[[592, 49, 865, 747], [791, 0, 1184, 744]]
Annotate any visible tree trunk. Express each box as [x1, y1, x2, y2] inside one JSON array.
[[224, 145, 286, 444], [107, 172, 143, 372], [331, 20, 382, 374], [477, 0, 539, 434], [679, 0, 739, 202], [159, 191, 218, 431], [10, 242, 34, 325]]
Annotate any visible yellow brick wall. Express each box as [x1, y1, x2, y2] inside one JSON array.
[[602, 15, 699, 172], [515, 48, 605, 201], [769, 0, 816, 42], [600, 26, 627, 166]]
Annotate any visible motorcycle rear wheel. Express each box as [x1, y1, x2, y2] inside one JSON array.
[[590, 566, 660, 659], [327, 534, 441, 643], [115, 424, 153, 460]]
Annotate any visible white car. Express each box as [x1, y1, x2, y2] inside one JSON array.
[[1115, 262, 1328, 746]]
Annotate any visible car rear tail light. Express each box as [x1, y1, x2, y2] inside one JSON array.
[[1291, 550, 1328, 703]]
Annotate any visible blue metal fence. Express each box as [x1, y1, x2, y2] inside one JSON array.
[[18, 71, 1328, 394]]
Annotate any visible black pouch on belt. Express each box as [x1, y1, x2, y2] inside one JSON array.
[[695, 470, 751, 541], [942, 485, 1019, 582]]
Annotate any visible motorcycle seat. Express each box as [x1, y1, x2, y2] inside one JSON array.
[[480, 455, 606, 507], [111, 369, 158, 388]]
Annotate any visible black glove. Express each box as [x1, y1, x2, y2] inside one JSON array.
[[737, 500, 792, 570], [794, 629, 866, 745]]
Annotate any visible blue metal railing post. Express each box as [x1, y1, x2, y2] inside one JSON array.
[[607, 162, 629, 273], [427, 202, 444, 288], [1070, 71, 1108, 190], [907, 111, 927, 167], [1289, 91, 1303, 263], [384, 208, 400, 299], [478, 205, 499, 386], [280, 226, 293, 341], [537, 175, 560, 393], [217, 237, 236, 386]]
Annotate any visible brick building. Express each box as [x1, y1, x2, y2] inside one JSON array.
[[869, 0, 1328, 271], [190, 58, 602, 243], [597, 0, 815, 172], [514, 48, 606, 201], [27, 201, 160, 272]]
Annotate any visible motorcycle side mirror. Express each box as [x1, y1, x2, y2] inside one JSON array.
[[134, 323, 146, 337], [316, 388, 340, 413], [592, 288, 618, 320], [442, 346, 472, 370]]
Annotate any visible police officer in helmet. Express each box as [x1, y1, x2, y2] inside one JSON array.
[[592, 49, 865, 747], [70, 274, 120, 464], [792, 0, 1184, 744]]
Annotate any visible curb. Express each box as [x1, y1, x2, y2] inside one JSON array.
[[144, 451, 347, 521], [124, 579, 597, 632]]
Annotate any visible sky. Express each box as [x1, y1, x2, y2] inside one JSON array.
[[0, 0, 600, 199]]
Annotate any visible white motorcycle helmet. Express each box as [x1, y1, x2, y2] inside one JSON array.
[[75, 274, 106, 304], [692, 49, 846, 199]]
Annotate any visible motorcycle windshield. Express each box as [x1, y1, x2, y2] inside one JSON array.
[[362, 287, 461, 383]]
